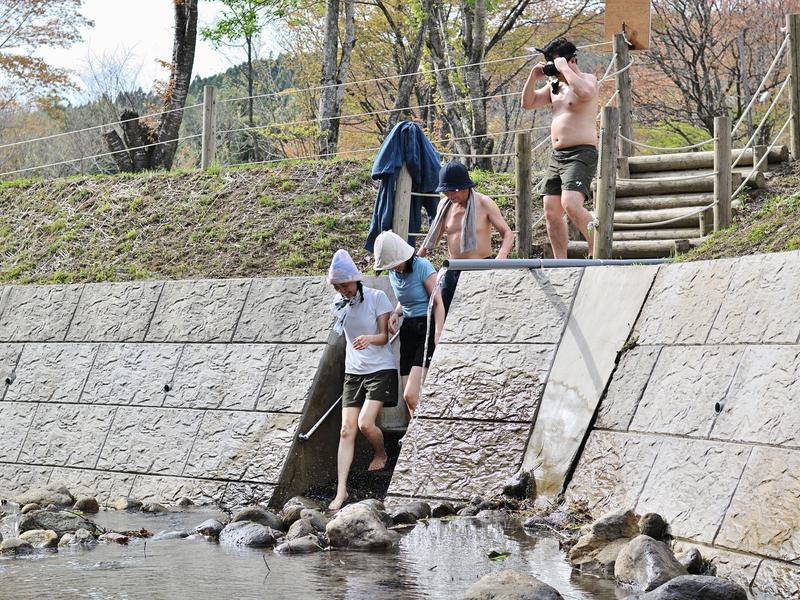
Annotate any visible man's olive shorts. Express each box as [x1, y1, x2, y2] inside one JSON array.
[[542, 144, 598, 200]]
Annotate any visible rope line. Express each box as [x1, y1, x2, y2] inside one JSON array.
[[618, 134, 716, 151], [219, 40, 613, 105], [732, 34, 790, 135], [217, 91, 524, 135], [0, 134, 202, 177], [0, 103, 203, 152], [600, 55, 634, 82], [731, 114, 791, 198], [731, 74, 791, 169]]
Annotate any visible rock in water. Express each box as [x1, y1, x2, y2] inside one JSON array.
[[218, 521, 281, 547], [615, 535, 688, 592], [112, 497, 142, 511], [386, 501, 431, 525], [591, 508, 640, 540], [622, 575, 747, 600], [195, 519, 225, 538], [431, 502, 456, 518], [19, 529, 59, 549], [463, 570, 564, 600], [13, 485, 74, 508], [299, 509, 328, 533], [638, 513, 668, 542], [99, 532, 129, 545], [274, 534, 323, 554], [0, 538, 34, 555], [569, 508, 640, 577], [286, 518, 317, 541], [675, 547, 703, 575], [18, 510, 102, 538], [140, 502, 168, 514], [21, 503, 41, 515], [232, 506, 285, 531], [325, 504, 399, 550], [73, 496, 100, 514]]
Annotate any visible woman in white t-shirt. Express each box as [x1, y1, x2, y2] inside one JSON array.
[[327, 249, 398, 511]]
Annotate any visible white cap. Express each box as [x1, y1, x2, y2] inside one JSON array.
[[374, 230, 415, 270], [327, 249, 362, 284]]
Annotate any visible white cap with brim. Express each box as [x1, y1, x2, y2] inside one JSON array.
[[373, 230, 415, 270], [327, 249, 363, 284]]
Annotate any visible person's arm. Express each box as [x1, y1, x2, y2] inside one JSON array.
[[554, 57, 597, 100], [521, 62, 551, 110], [418, 198, 448, 257], [484, 197, 514, 259], [423, 273, 445, 345], [388, 302, 402, 335], [352, 312, 390, 349]]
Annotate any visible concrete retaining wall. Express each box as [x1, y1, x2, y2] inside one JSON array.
[[0, 276, 336, 507]]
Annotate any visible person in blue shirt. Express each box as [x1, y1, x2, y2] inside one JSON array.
[[373, 231, 444, 415]]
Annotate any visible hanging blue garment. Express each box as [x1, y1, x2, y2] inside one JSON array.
[[364, 121, 441, 252]]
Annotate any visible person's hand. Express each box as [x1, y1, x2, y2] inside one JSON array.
[[531, 62, 546, 78], [417, 247, 428, 257], [554, 56, 569, 72], [388, 312, 399, 335], [496, 251, 509, 260], [352, 335, 371, 350]]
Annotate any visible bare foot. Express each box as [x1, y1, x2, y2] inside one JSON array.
[[329, 494, 349, 511], [368, 452, 388, 472]]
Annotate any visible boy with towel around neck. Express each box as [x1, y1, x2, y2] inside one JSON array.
[[419, 160, 513, 312]]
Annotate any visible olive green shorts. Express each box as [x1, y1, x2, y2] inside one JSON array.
[[342, 369, 398, 408], [542, 144, 598, 200]]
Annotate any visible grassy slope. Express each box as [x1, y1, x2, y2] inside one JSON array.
[[0, 160, 525, 284]]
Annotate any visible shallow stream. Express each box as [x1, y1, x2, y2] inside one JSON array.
[[0, 508, 627, 600]]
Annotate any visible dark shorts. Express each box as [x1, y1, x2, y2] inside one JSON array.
[[441, 257, 492, 314], [542, 145, 598, 200], [399, 316, 436, 375], [342, 369, 398, 408]]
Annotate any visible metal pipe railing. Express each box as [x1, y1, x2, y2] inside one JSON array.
[[442, 258, 671, 270]]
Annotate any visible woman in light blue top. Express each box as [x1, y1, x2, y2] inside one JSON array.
[[373, 231, 444, 415]]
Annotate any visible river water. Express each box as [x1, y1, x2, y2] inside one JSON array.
[[0, 508, 627, 600]]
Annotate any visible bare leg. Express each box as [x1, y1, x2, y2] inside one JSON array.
[[544, 194, 568, 259], [403, 366, 428, 415], [330, 407, 360, 510], [561, 190, 595, 257], [401, 375, 410, 417], [358, 400, 387, 471]]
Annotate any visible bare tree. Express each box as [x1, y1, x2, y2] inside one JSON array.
[[318, 0, 355, 155]]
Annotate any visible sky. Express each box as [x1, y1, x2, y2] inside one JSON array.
[[39, 0, 284, 98]]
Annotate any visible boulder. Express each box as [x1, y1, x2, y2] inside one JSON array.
[[98, 532, 129, 544], [622, 575, 747, 600], [638, 513, 668, 542], [175, 497, 194, 508], [431, 502, 456, 518], [676, 547, 703, 575], [19, 529, 59, 549], [283, 496, 321, 512], [112, 497, 142, 511], [569, 508, 640, 576], [141, 502, 168, 514], [286, 518, 316, 541], [615, 535, 688, 592], [357, 499, 385, 511], [463, 570, 564, 600], [326, 503, 399, 550], [0, 538, 34, 555], [18, 510, 101, 538], [154, 530, 191, 540], [592, 509, 640, 541], [21, 503, 41, 515], [73, 496, 100, 514], [299, 509, 328, 533], [476, 509, 506, 521], [58, 528, 97, 548], [387, 501, 431, 525], [281, 505, 304, 528], [458, 506, 480, 517], [501, 469, 536, 499], [195, 519, 225, 538], [12, 485, 74, 508], [218, 521, 282, 547], [232, 506, 284, 531], [274, 534, 323, 554]]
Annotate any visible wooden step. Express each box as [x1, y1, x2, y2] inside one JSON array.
[[614, 173, 742, 197], [627, 145, 788, 173], [568, 239, 701, 259], [614, 193, 713, 210], [613, 207, 701, 229], [628, 168, 765, 189], [613, 228, 700, 241]]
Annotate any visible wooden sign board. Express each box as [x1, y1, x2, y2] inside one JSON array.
[[604, 0, 651, 50]]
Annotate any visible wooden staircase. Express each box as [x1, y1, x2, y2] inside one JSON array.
[[568, 145, 790, 258]]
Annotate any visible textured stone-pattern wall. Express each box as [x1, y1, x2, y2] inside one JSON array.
[[387, 268, 583, 502], [567, 251, 800, 599], [0, 277, 333, 507]]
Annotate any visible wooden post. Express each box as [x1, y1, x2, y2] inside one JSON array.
[[753, 145, 768, 173], [614, 32, 634, 158], [201, 85, 217, 169], [515, 132, 532, 258], [393, 163, 412, 242], [699, 207, 713, 236], [594, 106, 619, 259], [713, 116, 732, 231], [788, 14, 800, 158]]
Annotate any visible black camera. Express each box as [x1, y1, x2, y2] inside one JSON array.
[[542, 61, 560, 77]]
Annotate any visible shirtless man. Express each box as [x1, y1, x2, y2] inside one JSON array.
[[419, 160, 513, 312], [521, 37, 599, 258]]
